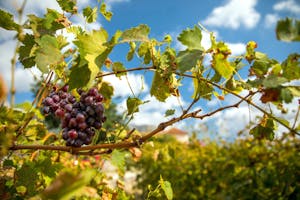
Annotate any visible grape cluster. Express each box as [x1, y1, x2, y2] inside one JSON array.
[[42, 85, 106, 147]]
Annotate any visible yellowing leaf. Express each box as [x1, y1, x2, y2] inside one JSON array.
[[120, 24, 150, 42]]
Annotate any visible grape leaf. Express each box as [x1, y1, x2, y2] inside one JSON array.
[[100, 3, 113, 21], [83, 6, 98, 23], [111, 150, 127, 174], [127, 97, 143, 115], [19, 34, 36, 68], [176, 49, 203, 73], [120, 24, 150, 42], [72, 29, 108, 88], [262, 75, 288, 88], [276, 18, 300, 42], [127, 42, 136, 61], [212, 53, 234, 79], [150, 72, 171, 102], [280, 88, 293, 103], [287, 86, 300, 97], [68, 63, 91, 89], [192, 73, 213, 100], [16, 163, 39, 195], [159, 176, 173, 200], [177, 25, 204, 50], [0, 9, 20, 31], [112, 62, 126, 77], [41, 169, 96, 200], [165, 109, 175, 117], [281, 53, 300, 81], [99, 81, 114, 106], [57, 0, 77, 14], [35, 35, 63, 73]]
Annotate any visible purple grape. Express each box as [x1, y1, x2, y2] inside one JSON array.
[[86, 106, 95, 116], [84, 96, 94, 105], [78, 131, 87, 140], [88, 88, 98, 96], [55, 108, 65, 118], [78, 122, 87, 130], [64, 104, 73, 112], [68, 129, 78, 139], [95, 94, 103, 102], [76, 113, 85, 123], [52, 94, 60, 103], [44, 97, 54, 106], [68, 118, 77, 128], [94, 121, 102, 129], [95, 103, 104, 115], [62, 85, 69, 92], [42, 84, 106, 147]]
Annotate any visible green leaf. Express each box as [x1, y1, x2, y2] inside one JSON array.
[[127, 42, 136, 61], [35, 35, 63, 73], [57, 0, 77, 14], [127, 97, 143, 115], [177, 25, 204, 50], [83, 6, 98, 23], [280, 87, 293, 103], [250, 124, 275, 141], [111, 150, 127, 174], [41, 169, 96, 200], [287, 86, 300, 97], [165, 109, 175, 117], [262, 75, 288, 88], [276, 18, 300, 42], [16, 163, 39, 195], [99, 81, 114, 106], [281, 53, 300, 81], [120, 24, 150, 42], [192, 73, 213, 100], [112, 62, 126, 77], [68, 63, 91, 89], [72, 29, 109, 88], [19, 34, 36, 68], [100, 3, 113, 21], [0, 9, 20, 31], [159, 176, 173, 200], [176, 49, 203, 73], [137, 42, 152, 64], [150, 72, 171, 102]]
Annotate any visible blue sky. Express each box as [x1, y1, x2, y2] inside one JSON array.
[[0, 0, 299, 138]]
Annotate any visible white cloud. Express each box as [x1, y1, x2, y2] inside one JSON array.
[[129, 94, 186, 127], [264, 13, 280, 28], [227, 42, 246, 56], [203, 0, 260, 29], [103, 73, 148, 98], [274, 0, 300, 15]]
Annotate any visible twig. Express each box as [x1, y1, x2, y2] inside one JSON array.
[[178, 72, 298, 134], [96, 66, 154, 78], [10, 0, 28, 107], [9, 108, 202, 154]]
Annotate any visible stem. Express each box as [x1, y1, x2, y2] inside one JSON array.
[[178, 72, 297, 134], [10, 0, 27, 107], [96, 66, 154, 78]]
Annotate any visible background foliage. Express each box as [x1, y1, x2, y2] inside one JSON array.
[[132, 135, 300, 200]]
